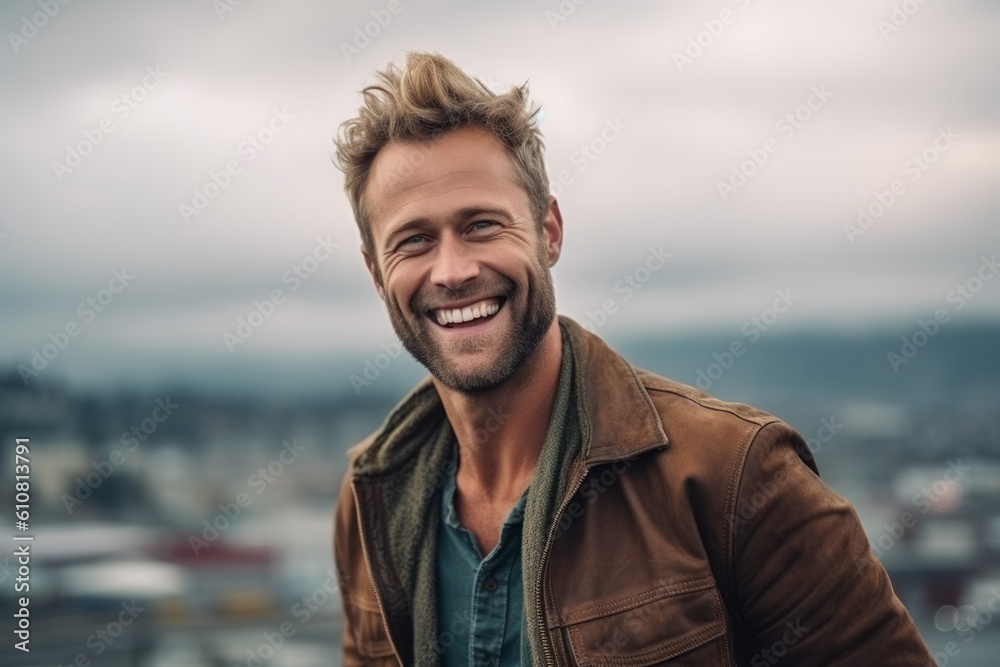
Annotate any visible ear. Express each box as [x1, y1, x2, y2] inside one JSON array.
[[361, 244, 386, 301], [541, 196, 564, 267]]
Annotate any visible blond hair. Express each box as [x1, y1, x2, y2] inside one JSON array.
[[332, 51, 550, 255]]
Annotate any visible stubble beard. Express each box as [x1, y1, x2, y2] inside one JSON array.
[[381, 245, 556, 395]]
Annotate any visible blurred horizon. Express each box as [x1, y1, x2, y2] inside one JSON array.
[[4, 316, 1000, 400]]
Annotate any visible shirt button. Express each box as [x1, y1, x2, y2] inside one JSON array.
[[483, 578, 499, 592]]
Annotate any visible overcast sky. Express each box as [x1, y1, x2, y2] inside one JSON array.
[[1, 0, 998, 394]]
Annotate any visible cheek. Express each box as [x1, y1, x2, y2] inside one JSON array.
[[487, 247, 534, 278], [385, 266, 424, 309]]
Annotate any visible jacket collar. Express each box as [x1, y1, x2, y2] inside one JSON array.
[[559, 315, 670, 463], [348, 314, 669, 473]]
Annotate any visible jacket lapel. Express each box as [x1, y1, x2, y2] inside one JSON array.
[[561, 315, 670, 464]]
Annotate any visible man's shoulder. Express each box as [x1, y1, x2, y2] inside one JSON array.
[[633, 365, 782, 432], [564, 315, 803, 477], [563, 315, 785, 446], [624, 364, 805, 476]]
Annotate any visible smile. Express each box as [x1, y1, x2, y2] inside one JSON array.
[[430, 297, 505, 328]]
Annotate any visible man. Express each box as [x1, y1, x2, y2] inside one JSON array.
[[330, 51, 934, 666]]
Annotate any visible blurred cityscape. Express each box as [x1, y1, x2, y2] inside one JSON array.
[[1, 322, 998, 666]]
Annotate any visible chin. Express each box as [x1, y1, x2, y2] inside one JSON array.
[[435, 360, 501, 390]]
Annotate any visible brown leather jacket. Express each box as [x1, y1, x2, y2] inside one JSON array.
[[333, 315, 934, 666]]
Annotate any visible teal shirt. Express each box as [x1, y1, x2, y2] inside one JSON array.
[[436, 438, 529, 666]]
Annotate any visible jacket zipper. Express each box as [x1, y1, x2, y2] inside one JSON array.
[[535, 462, 589, 666], [351, 480, 404, 667]]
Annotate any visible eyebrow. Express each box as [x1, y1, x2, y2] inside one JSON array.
[[383, 206, 513, 249]]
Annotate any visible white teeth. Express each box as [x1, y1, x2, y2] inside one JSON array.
[[433, 298, 503, 325]]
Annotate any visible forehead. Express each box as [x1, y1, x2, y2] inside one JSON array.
[[365, 126, 528, 244]]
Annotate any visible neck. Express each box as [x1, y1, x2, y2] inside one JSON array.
[[430, 317, 563, 503]]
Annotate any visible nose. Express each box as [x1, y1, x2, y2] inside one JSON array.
[[429, 232, 480, 290]]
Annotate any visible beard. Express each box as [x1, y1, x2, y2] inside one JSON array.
[[381, 243, 556, 394]]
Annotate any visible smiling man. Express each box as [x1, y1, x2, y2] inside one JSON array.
[[330, 52, 934, 667]]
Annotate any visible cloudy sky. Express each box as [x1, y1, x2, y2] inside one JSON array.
[[1, 0, 997, 394]]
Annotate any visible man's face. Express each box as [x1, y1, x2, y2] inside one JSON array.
[[362, 125, 563, 394]]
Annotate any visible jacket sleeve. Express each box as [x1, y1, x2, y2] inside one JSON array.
[[730, 420, 935, 666], [333, 469, 365, 667]]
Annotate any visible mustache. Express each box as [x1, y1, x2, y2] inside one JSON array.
[[413, 278, 514, 312]]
